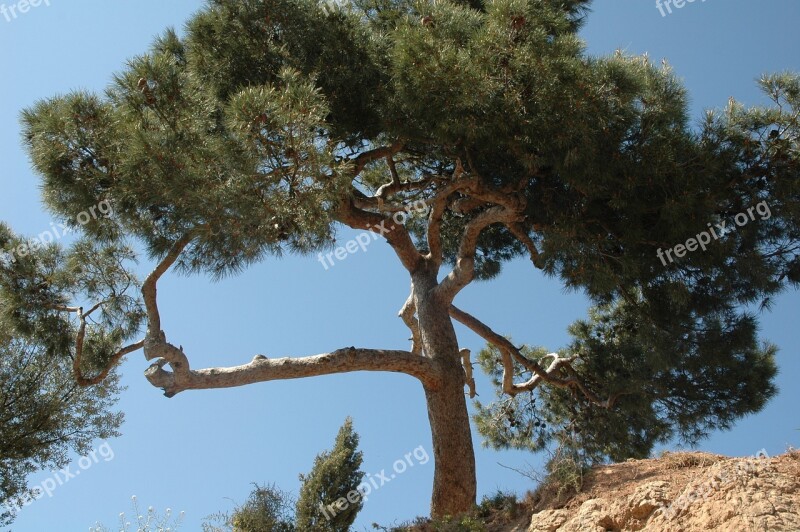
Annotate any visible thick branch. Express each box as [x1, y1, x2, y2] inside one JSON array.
[[144, 347, 441, 397], [137, 231, 438, 397], [336, 192, 423, 272]]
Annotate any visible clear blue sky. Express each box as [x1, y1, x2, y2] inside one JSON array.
[[1, 1, 799, 530]]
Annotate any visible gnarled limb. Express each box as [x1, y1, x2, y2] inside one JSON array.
[[449, 304, 618, 408]]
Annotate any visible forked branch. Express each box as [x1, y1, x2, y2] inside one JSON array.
[[426, 159, 471, 267], [52, 299, 145, 387]]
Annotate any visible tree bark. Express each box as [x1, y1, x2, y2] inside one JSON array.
[[414, 269, 477, 518]]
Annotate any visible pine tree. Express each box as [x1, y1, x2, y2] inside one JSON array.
[[0, 301, 123, 526], [295, 418, 365, 532], [6, 0, 799, 518]]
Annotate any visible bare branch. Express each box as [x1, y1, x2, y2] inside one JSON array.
[[49, 304, 83, 313], [449, 304, 519, 394], [135, 230, 438, 397], [144, 347, 441, 397]]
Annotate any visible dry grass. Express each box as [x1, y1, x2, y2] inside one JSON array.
[[659, 450, 724, 470]]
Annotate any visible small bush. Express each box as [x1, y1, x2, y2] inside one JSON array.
[[373, 491, 519, 532], [203, 483, 295, 532], [476, 490, 518, 521], [526, 448, 590, 511]]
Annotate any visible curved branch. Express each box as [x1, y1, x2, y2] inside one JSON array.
[[336, 193, 423, 272], [436, 207, 521, 302], [340, 144, 428, 272], [507, 222, 542, 269], [427, 160, 473, 268], [449, 304, 518, 393], [136, 230, 439, 397], [449, 304, 618, 407], [142, 234, 194, 337], [350, 141, 404, 176], [144, 347, 441, 397]]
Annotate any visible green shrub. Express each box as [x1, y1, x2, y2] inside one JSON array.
[[295, 417, 365, 532]]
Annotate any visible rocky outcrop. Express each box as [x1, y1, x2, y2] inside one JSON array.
[[527, 450, 800, 531]]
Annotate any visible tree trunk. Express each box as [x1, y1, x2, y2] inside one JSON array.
[[414, 271, 477, 518]]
